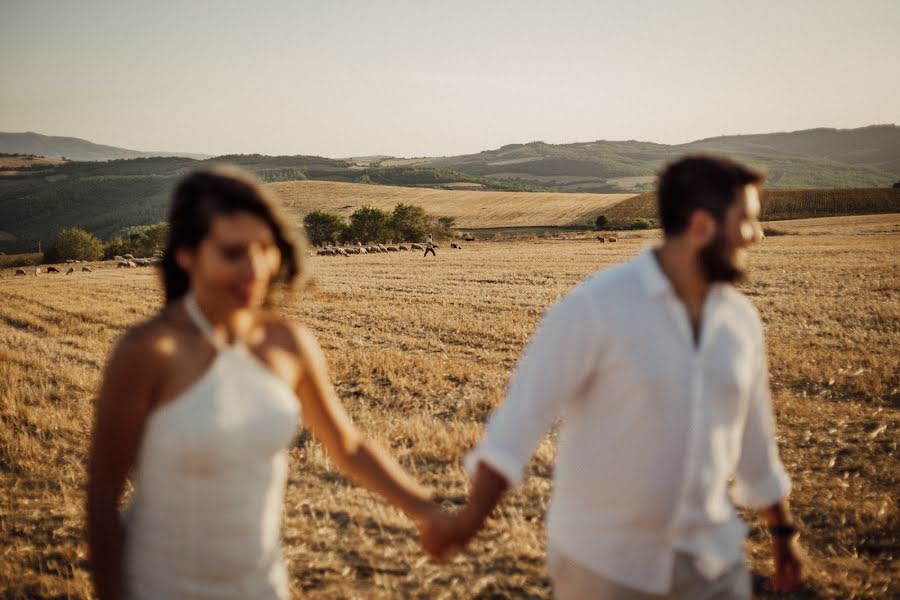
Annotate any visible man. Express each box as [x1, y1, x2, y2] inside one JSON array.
[[424, 233, 436, 257], [422, 154, 802, 598]]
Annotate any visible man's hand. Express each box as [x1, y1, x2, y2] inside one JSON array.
[[772, 535, 802, 592]]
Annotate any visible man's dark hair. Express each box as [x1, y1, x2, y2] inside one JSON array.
[[656, 154, 764, 236]]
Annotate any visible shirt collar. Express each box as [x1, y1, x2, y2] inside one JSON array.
[[636, 247, 673, 299], [636, 246, 731, 301]]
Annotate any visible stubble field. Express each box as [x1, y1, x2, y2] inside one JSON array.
[[1, 214, 898, 599]]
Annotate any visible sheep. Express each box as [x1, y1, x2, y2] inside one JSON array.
[[597, 236, 605, 243], [66, 267, 75, 275], [117, 261, 131, 268], [15, 268, 26, 276], [451, 242, 462, 249], [47, 266, 60, 273], [387, 245, 398, 252], [35, 267, 41, 275], [608, 237, 617, 243], [81, 266, 93, 272], [398, 244, 409, 251], [114, 255, 125, 261], [123, 254, 135, 260], [411, 243, 424, 250], [463, 234, 475, 242]]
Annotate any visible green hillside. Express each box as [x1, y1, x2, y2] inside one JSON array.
[[418, 125, 900, 192], [599, 188, 900, 227]]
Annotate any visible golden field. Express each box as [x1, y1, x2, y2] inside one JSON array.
[[269, 180, 633, 229], [1, 214, 898, 599]]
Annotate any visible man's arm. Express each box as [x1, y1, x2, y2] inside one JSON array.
[[733, 342, 801, 592], [422, 291, 602, 559]]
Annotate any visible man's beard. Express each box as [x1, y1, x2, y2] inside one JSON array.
[[697, 233, 746, 283]]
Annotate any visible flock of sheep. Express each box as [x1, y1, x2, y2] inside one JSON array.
[[315, 241, 464, 257], [10, 250, 163, 277]]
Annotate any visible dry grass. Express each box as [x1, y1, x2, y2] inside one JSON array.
[[268, 180, 633, 229], [1, 215, 898, 599]]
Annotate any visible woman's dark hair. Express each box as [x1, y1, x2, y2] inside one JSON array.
[[657, 154, 765, 236], [161, 166, 305, 305]]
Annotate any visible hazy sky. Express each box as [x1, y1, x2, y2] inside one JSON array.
[[2, 0, 898, 157]]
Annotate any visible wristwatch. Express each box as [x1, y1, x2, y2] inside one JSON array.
[[769, 523, 799, 537]]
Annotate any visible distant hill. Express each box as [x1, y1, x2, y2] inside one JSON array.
[[416, 125, 900, 191], [0, 125, 898, 253], [0, 132, 211, 161]]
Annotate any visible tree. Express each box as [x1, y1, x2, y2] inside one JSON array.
[[44, 228, 103, 262], [595, 215, 610, 230], [345, 206, 391, 243], [103, 236, 131, 259], [390, 203, 428, 242], [436, 215, 456, 239], [303, 211, 346, 246]]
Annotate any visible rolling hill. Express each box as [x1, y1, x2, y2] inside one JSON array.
[[0, 132, 210, 161], [0, 125, 898, 252], [417, 125, 900, 192]]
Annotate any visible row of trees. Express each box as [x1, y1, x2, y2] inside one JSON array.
[[42, 223, 169, 263], [303, 204, 456, 246]]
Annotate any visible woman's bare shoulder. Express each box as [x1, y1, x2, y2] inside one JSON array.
[[259, 314, 320, 361], [109, 306, 186, 368]]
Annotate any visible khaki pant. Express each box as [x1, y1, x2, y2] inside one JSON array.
[[547, 549, 751, 600]]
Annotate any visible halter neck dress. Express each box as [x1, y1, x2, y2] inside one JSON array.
[[122, 293, 300, 599]]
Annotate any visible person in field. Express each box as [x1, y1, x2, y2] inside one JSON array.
[[421, 154, 803, 599], [424, 233, 436, 257], [86, 168, 438, 600]]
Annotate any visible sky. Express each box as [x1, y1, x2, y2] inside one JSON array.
[[1, 0, 898, 158]]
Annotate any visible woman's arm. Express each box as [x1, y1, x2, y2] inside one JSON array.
[[86, 330, 158, 600], [291, 325, 435, 522]]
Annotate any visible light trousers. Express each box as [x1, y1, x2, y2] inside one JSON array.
[[547, 549, 752, 600]]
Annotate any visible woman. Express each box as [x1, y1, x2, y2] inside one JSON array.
[[87, 167, 437, 599]]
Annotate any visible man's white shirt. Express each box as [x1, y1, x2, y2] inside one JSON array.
[[463, 248, 791, 595]]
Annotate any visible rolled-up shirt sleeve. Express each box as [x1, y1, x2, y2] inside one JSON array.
[[463, 291, 600, 487], [732, 348, 792, 509]]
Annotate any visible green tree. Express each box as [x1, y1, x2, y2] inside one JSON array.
[[103, 236, 131, 259], [303, 211, 346, 246], [345, 206, 391, 243], [436, 215, 456, 239], [595, 215, 610, 229], [390, 203, 428, 242], [44, 227, 103, 262]]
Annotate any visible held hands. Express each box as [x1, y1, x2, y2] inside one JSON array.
[[418, 507, 476, 561]]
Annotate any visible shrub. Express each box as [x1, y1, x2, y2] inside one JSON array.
[[44, 228, 103, 262], [390, 204, 428, 242], [303, 211, 346, 246], [595, 215, 610, 230], [629, 218, 654, 230]]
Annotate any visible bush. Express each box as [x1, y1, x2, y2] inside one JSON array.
[[629, 218, 654, 230], [595, 215, 610, 230], [344, 206, 391, 243], [303, 211, 346, 246], [44, 228, 103, 262], [102, 237, 131, 259], [390, 203, 428, 242]]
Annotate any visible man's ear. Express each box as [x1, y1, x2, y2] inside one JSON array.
[[175, 247, 194, 275], [686, 209, 717, 247]]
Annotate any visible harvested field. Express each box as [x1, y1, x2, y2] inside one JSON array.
[[269, 180, 633, 229], [1, 214, 898, 598]]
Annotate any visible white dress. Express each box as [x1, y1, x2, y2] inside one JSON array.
[[122, 294, 299, 599]]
